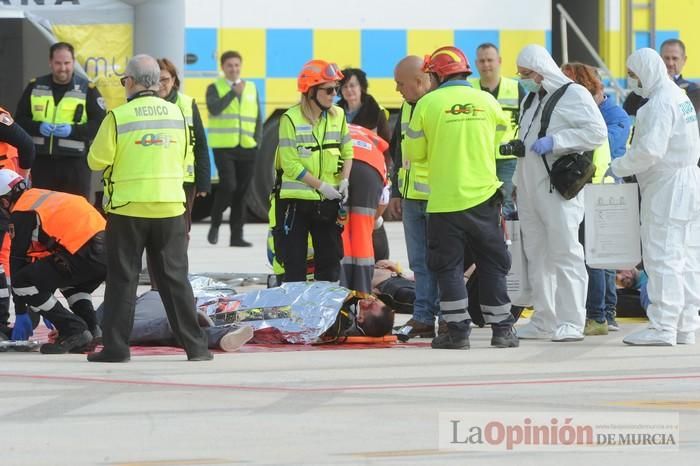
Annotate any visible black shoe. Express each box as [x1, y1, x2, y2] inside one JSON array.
[[229, 238, 252, 247], [207, 226, 219, 245], [188, 351, 214, 361], [431, 321, 470, 349], [87, 350, 130, 363], [40, 330, 92, 354], [491, 326, 520, 348]]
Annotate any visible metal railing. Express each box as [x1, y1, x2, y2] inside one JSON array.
[[557, 3, 627, 103]]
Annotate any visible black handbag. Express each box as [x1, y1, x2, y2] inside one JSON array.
[[538, 83, 596, 200]]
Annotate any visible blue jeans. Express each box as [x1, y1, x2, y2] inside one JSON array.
[[586, 266, 617, 322], [496, 158, 517, 218], [604, 269, 617, 323], [402, 199, 440, 325]]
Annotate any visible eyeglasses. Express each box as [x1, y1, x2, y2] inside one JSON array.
[[318, 86, 339, 95], [517, 69, 534, 78], [119, 75, 132, 87]]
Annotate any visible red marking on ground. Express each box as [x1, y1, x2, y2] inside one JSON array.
[[1, 371, 699, 394]]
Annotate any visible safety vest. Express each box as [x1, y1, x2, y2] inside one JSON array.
[[0, 107, 19, 172], [276, 104, 352, 201], [175, 93, 196, 183], [104, 95, 187, 210], [591, 141, 614, 184], [397, 102, 430, 200], [12, 188, 105, 257], [208, 79, 258, 149], [348, 124, 387, 183], [404, 80, 506, 213], [29, 74, 89, 157], [469, 77, 520, 160]]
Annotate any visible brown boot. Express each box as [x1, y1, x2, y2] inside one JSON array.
[[394, 318, 435, 338]]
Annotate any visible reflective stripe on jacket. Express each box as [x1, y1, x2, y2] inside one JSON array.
[[12, 188, 105, 256], [208, 79, 258, 149]]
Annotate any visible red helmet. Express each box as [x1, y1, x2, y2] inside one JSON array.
[[423, 46, 472, 79], [297, 60, 344, 93]]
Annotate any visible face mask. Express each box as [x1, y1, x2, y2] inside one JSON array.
[[632, 79, 643, 96], [520, 78, 541, 93]]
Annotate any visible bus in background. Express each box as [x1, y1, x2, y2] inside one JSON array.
[[182, 0, 552, 220]]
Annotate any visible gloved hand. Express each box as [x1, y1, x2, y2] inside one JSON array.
[[43, 317, 54, 330], [530, 136, 554, 155], [39, 122, 55, 137], [11, 313, 33, 341], [318, 182, 341, 200], [338, 178, 349, 203], [374, 215, 384, 230], [52, 124, 72, 138]]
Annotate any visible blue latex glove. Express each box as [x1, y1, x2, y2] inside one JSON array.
[[53, 124, 72, 138], [530, 136, 554, 155], [43, 317, 54, 330], [11, 313, 33, 341], [39, 122, 55, 137]]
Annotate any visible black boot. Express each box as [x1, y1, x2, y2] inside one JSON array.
[[431, 320, 470, 349], [87, 349, 130, 363], [491, 315, 519, 348], [38, 303, 91, 354]]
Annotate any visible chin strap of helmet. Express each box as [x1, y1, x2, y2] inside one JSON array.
[[310, 88, 331, 112]]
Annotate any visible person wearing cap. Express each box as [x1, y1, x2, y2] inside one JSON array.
[[404, 46, 518, 350], [271, 60, 353, 283]]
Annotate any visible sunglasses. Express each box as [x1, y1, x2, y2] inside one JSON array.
[[119, 75, 132, 87], [318, 85, 339, 95]]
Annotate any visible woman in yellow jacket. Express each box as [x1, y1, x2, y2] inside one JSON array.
[[273, 60, 353, 282]]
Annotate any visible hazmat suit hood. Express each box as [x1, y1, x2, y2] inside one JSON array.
[[627, 48, 670, 99], [516, 44, 572, 93]]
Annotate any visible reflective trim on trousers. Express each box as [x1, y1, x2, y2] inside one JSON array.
[[30, 295, 57, 312], [64, 291, 92, 307], [481, 303, 512, 324], [13, 285, 39, 296]]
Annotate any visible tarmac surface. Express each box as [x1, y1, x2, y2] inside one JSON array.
[[2, 221, 699, 465]]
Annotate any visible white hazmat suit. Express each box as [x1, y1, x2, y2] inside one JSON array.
[[514, 45, 608, 341], [611, 48, 700, 346]]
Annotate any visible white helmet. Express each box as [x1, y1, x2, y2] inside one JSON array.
[[0, 169, 24, 197]]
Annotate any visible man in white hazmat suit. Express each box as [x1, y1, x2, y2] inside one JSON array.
[[611, 48, 700, 346], [513, 45, 607, 341]]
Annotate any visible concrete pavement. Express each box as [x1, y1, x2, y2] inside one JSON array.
[[1, 222, 698, 465]]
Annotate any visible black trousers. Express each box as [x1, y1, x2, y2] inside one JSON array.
[[101, 214, 208, 358], [32, 156, 92, 199], [210, 147, 256, 240], [12, 235, 106, 335], [427, 194, 512, 324], [275, 198, 343, 282]]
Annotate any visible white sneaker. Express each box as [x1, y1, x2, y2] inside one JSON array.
[[517, 322, 554, 340], [552, 324, 584, 342], [623, 328, 676, 346], [677, 331, 696, 345], [218, 326, 254, 352]]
